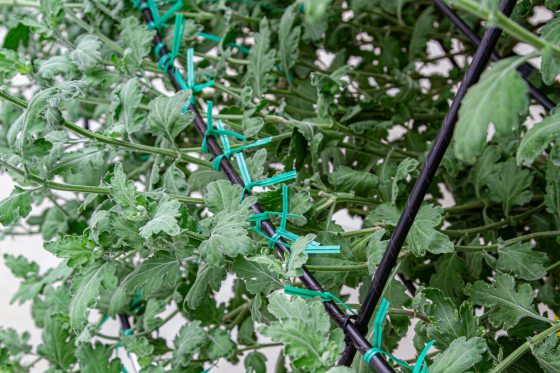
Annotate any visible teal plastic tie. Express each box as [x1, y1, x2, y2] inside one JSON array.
[[198, 32, 251, 54], [201, 103, 247, 154], [284, 286, 356, 316], [158, 13, 184, 72], [363, 298, 434, 372], [147, 0, 183, 30], [248, 184, 340, 254], [185, 48, 215, 103], [212, 120, 271, 170], [235, 153, 297, 202]]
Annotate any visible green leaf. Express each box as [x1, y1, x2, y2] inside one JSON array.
[[38, 315, 76, 369], [0, 187, 31, 226], [0, 328, 31, 356], [3, 254, 38, 280], [497, 242, 548, 281], [284, 234, 313, 277], [185, 263, 225, 309], [37, 55, 75, 79], [533, 334, 560, 372], [391, 158, 418, 204], [172, 321, 207, 367], [245, 18, 276, 97], [204, 180, 245, 213], [429, 254, 466, 297], [69, 35, 102, 71], [0, 48, 31, 82], [430, 337, 487, 373], [328, 166, 378, 196], [517, 111, 560, 165], [487, 159, 533, 215], [139, 198, 182, 239], [146, 90, 193, 145], [366, 229, 387, 275], [409, 7, 434, 58], [121, 251, 180, 297], [465, 273, 541, 328], [278, 4, 301, 83], [208, 329, 235, 360], [199, 209, 253, 268], [454, 57, 528, 163], [120, 16, 155, 69], [109, 162, 139, 216], [406, 204, 454, 256], [113, 78, 144, 135], [69, 261, 116, 330], [260, 293, 344, 370], [471, 145, 500, 197], [412, 288, 483, 349], [76, 343, 121, 373], [540, 16, 560, 85], [232, 257, 282, 295], [44, 235, 96, 268], [245, 351, 267, 373]]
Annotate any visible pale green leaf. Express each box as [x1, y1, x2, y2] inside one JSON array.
[[497, 242, 548, 281], [121, 251, 180, 297], [0, 187, 31, 226], [172, 321, 207, 367], [430, 337, 487, 373], [517, 111, 560, 165], [245, 18, 276, 97], [279, 4, 301, 82], [232, 257, 282, 295], [454, 57, 528, 163], [328, 166, 378, 196], [540, 16, 560, 85], [487, 159, 533, 215], [69, 35, 102, 71], [120, 16, 155, 69], [391, 158, 418, 204], [44, 235, 96, 268], [533, 334, 560, 372], [146, 90, 193, 145], [139, 198, 181, 239], [284, 234, 313, 277], [76, 342, 121, 373]]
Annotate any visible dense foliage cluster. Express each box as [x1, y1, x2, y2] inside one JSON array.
[[0, 0, 559, 371]]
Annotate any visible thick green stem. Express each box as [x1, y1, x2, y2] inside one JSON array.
[[306, 263, 368, 272], [490, 322, 560, 373]]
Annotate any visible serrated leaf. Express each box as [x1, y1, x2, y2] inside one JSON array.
[[454, 57, 528, 163], [120, 16, 155, 69], [465, 273, 541, 328], [185, 263, 225, 309], [409, 7, 434, 58], [284, 234, 313, 277], [487, 159, 533, 215], [38, 315, 76, 369], [113, 78, 144, 135], [328, 166, 378, 196], [517, 111, 560, 165], [246, 18, 276, 97], [3, 254, 38, 280], [208, 329, 235, 360], [540, 16, 560, 85], [232, 257, 282, 295], [430, 337, 487, 373], [204, 180, 245, 213], [391, 158, 418, 204], [429, 254, 465, 297], [545, 161, 560, 223], [172, 321, 207, 367], [51, 146, 106, 175], [139, 198, 181, 239], [0, 48, 31, 82], [69, 261, 116, 330], [121, 251, 180, 297], [278, 4, 301, 83], [245, 351, 267, 373], [413, 288, 482, 349], [146, 90, 193, 145], [70, 35, 102, 71], [407, 204, 454, 256], [109, 162, 138, 215], [367, 229, 387, 275], [44, 235, 96, 268], [497, 242, 548, 281], [76, 342, 121, 373], [471, 145, 500, 197], [0, 187, 31, 226], [533, 334, 560, 372], [37, 55, 75, 79]]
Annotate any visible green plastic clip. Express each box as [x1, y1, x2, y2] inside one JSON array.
[[184, 48, 215, 103], [147, 0, 183, 30], [201, 101, 246, 154], [212, 120, 271, 170], [363, 298, 435, 372], [284, 286, 356, 316]]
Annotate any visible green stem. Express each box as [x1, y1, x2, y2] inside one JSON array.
[[490, 322, 560, 373], [0, 159, 204, 204], [455, 230, 560, 251], [450, 0, 557, 53], [546, 260, 560, 272], [340, 226, 382, 238], [237, 343, 283, 353]]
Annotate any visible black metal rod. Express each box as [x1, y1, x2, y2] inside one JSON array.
[[137, 2, 395, 371], [433, 0, 555, 111], [337, 0, 517, 366]]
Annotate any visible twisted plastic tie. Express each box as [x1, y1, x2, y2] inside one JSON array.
[[248, 184, 339, 254], [201, 102, 246, 153], [363, 298, 435, 372], [182, 48, 215, 103], [157, 13, 184, 72], [198, 32, 251, 54], [212, 120, 271, 170], [284, 286, 356, 316], [146, 0, 183, 30]]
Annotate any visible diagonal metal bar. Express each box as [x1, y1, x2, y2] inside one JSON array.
[[338, 0, 517, 366], [434, 0, 555, 111], [137, 2, 395, 371]]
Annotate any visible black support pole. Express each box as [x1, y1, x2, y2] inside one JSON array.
[[137, 2, 395, 371], [337, 0, 518, 366]]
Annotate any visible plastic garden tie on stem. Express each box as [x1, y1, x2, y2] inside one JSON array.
[[363, 298, 435, 373], [146, 0, 183, 30], [157, 12, 184, 72], [212, 119, 271, 170], [235, 153, 297, 202], [249, 184, 340, 254], [184, 48, 215, 104], [197, 32, 251, 54], [284, 286, 356, 316], [201, 102, 246, 153]]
